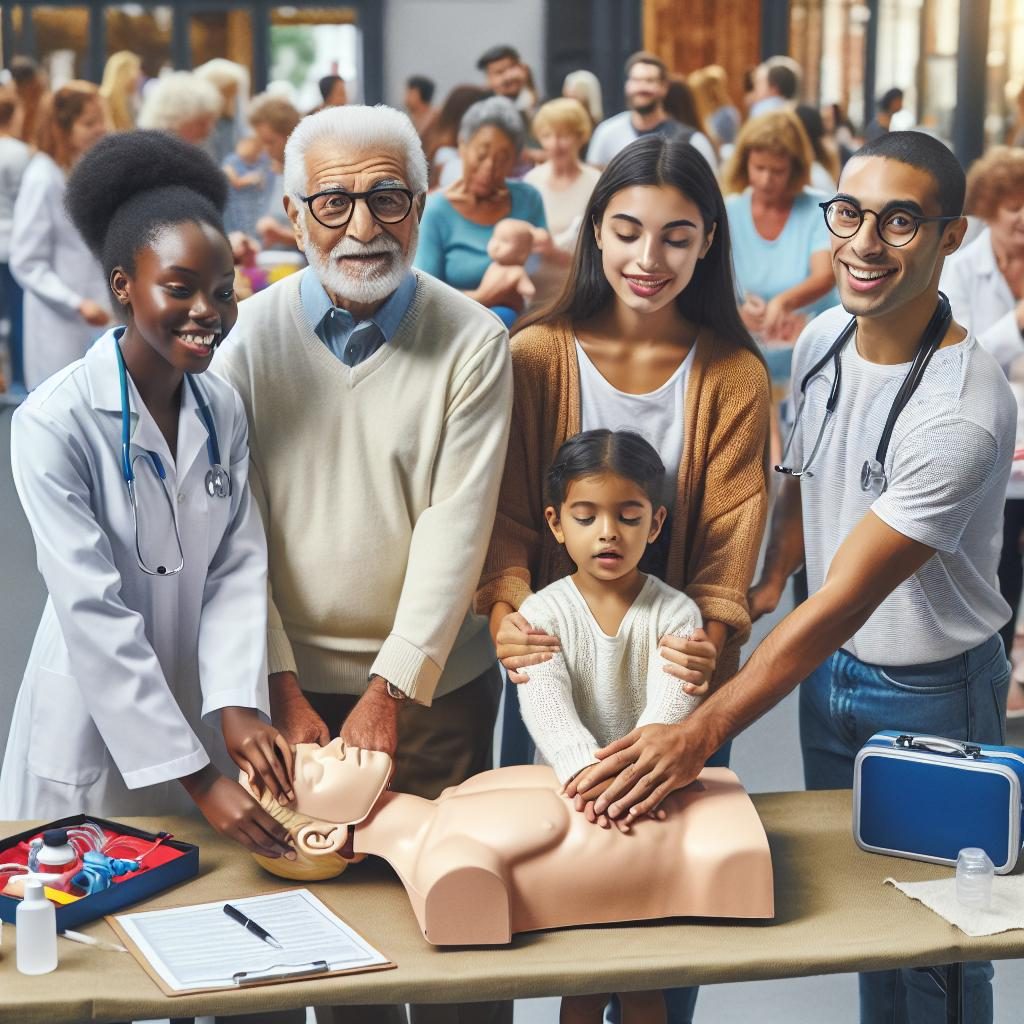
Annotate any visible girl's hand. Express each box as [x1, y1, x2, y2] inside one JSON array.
[[568, 778, 667, 833], [221, 706, 295, 805], [182, 767, 296, 859], [659, 628, 716, 695], [495, 611, 560, 683]]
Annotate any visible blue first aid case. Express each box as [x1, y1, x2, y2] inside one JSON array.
[[853, 731, 1024, 874]]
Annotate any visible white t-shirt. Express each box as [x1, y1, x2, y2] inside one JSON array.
[[518, 574, 702, 784], [789, 304, 1016, 664], [577, 339, 696, 509], [586, 111, 718, 172]]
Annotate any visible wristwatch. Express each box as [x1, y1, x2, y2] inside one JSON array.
[[384, 680, 408, 702]]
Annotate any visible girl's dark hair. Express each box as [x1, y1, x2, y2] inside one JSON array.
[[515, 134, 763, 367], [65, 130, 228, 287], [546, 429, 665, 509]]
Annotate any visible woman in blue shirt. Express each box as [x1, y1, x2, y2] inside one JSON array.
[[722, 109, 838, 345], [415, 96, 546, 319]]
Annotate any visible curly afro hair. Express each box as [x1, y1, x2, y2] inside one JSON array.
[[65, 130, 229, 289]]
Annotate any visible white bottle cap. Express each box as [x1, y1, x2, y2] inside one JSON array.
[[23, 880, 45, 903]]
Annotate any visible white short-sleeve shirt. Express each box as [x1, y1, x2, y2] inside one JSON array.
[[788, 304, 1016, 665]]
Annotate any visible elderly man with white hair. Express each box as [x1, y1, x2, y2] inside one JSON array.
[[213, 105, 512, 973]]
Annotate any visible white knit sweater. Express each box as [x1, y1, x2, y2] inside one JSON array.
[[213, 270, 512, 705], [517, 574, 703, 783]]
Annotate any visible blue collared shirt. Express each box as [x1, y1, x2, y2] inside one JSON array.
[[299, 267, 417, 366]]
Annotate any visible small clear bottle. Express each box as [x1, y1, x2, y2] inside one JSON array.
[[955, 847, 994, 910], [16, 879, 58, 974]]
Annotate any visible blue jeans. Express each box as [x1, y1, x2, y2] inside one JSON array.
[[800, 634, 1009, 1024], [500, 671, 731, 1024]]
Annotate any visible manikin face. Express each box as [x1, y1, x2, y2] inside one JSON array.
[[545, 472, 665, 584], [594, 184, 715, 318], [625, 62, 667, 117], [829, 155, 966, 319], [288, 139, 421, 307], [290, 739, 393, 824], [487, 220, 533, 264], [112, 221, 237, 373]]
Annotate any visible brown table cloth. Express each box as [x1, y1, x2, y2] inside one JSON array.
[[1, 790, 1022, 1023]]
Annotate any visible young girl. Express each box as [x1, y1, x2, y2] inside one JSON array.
[[517, 430, 698, 1024], [0, 131, 295, 863]]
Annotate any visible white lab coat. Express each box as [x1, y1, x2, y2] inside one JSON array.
[[941, 227, 1024, 499], [9, 152, 108, 390], [0, 329, 269, 819]]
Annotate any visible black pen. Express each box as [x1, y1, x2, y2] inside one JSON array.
[[223, 903, 284, 950]]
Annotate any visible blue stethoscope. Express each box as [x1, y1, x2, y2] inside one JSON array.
[[115, 341, 230, 576]]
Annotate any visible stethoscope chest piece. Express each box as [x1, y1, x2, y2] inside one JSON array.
[[860, 458, 887, 497], [205, 464, 231, 499]]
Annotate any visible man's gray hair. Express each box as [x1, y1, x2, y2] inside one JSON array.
[[137, 70, 222, 132], [284, 104, 428, 201], [457, 96, 524, 154]]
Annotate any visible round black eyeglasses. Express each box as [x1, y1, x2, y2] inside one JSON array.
[[819, 198, 961, 248], [300, 187, 416, 229]]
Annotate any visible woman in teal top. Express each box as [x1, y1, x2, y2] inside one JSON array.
[[721, 109, 838, 348], [415, 96, 546, 317]]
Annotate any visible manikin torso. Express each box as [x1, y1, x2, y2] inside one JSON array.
[[250, 740, 774, 945]]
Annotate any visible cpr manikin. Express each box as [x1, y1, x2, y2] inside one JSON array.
[[246, 740, 774, 945]]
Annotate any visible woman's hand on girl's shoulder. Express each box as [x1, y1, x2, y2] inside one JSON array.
[[658, 627, 716, 695], [494, 609, 560, 683]]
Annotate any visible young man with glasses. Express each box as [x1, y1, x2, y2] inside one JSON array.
[[566, 131, 1015, 1024], [214, 103, 512, 1024]]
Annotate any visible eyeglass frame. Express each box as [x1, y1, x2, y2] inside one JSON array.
[[818, 197, 962, 248], [298, 186, 417, 230]]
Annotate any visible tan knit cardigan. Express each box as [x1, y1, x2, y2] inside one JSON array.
[[475, 317, 771, 684]]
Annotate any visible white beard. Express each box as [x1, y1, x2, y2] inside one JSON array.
[[304, 225, 417, 306]]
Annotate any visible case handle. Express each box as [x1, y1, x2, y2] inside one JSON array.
[[895, 734, 982, 759]]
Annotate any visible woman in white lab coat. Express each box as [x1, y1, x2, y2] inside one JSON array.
[[10, 80, 112, 390], [0, 131, 296, 861]]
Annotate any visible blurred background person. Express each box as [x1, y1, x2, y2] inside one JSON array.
[[794, 103, 840, 192], [0, 86, 29, 392], [941, 145, 1024, 717], [11, 81, 109, 389], [864, 87, 904, 142], [523, 97, 600, 306], [9, 57, 45, 147], [248, 92, 302, 250], [405, 74, 437, 137], [317, 73, 347, 110], [195, 58, 250, 164], [723, 109, 836, 345], [823, 101, 858, 166], [422, 84, 489, 188], [588, 51, 704, 168], [663, 73, 718, 171], [137, 69, 222, 148], [689, 64, 741, 149], [416, 96, 547, 319], [562, 68, 603, 134], [749, 55, 801, 117], [222, 134, 271, 238], [99, 50, 141, 133], [477, 43, 527, 102]]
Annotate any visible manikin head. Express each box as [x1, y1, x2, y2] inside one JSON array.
[[243, 739, 394, 880], [544, 430, 667, 586], [487, 218, 535, 266]]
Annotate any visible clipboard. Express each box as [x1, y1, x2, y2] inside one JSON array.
[[106, 888, 396, 997]]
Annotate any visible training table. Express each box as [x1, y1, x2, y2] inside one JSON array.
[[2, 790, 1021, 1023]]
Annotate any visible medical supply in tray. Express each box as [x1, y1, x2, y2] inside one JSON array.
[[0, 815, 198, 928], [853, 731, 1024, 872]]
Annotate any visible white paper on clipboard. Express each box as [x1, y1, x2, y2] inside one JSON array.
[[114, 888, 389, 992]]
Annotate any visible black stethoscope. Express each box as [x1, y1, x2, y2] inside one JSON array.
[[115, 341, 230, 576], [775, 292, 953, 497]]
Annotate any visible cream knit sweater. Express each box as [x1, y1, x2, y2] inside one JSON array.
[[213, 269, 512, 705], [517, 574, 703, 784]]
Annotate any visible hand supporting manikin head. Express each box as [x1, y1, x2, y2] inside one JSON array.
[[245, 740, 775, 945]]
